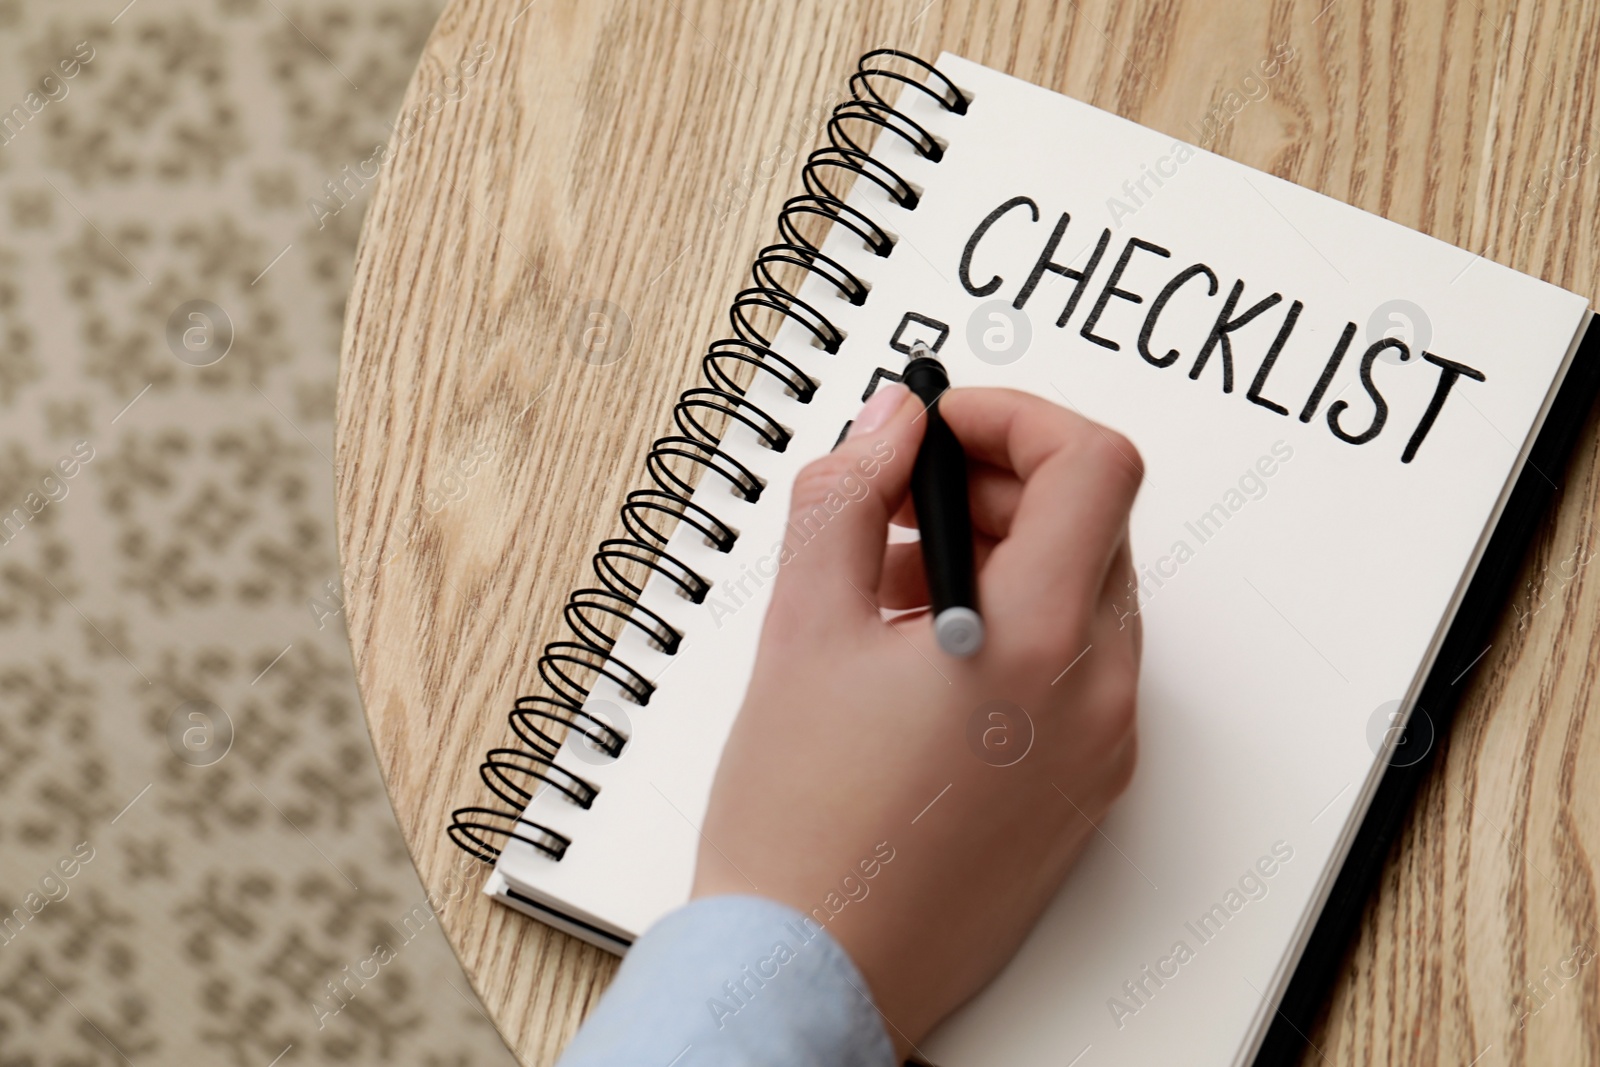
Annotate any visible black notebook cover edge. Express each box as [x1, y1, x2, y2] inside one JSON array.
[[1253, 313, 1600, 1065]]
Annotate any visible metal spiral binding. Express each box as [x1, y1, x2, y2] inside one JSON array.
[[448, 49, 967, 865]]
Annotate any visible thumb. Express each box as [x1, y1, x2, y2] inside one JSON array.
[[769, 383, 925, 627]]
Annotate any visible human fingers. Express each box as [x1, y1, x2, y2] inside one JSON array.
[[764, 385, 925, 633], [938, 388, 1143, 649]]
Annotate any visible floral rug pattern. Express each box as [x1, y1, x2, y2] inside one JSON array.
[[0, 1, 514, 1064]]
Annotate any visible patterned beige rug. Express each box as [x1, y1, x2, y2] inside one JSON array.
[[0, 1, 517, 1063]]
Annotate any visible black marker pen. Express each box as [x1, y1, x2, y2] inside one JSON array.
[[904, 342, 984, 657]]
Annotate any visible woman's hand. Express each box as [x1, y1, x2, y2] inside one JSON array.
[[693, 383, 1144, 1058]]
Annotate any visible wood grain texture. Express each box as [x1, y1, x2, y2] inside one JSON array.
[[333, 1, 1600, 1063]]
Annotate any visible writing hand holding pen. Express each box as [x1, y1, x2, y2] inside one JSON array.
[[696, 382, 1145, 1058]]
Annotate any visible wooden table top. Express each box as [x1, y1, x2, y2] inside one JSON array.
[[334, 2, 1600, 1063]]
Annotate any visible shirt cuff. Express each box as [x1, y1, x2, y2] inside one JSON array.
[[555, 894, 896, 1067]]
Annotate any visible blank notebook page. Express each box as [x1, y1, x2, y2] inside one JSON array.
[[493, 53, 1589, 1066]]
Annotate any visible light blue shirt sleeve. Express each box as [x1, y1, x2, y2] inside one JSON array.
[[555, 894, 897, 1067]]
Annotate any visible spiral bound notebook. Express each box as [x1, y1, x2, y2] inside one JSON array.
[[448, 52, 1598, 1066]]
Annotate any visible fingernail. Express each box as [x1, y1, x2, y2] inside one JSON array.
[[847, 383, 908, 440]]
